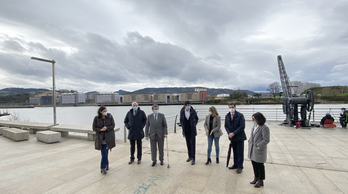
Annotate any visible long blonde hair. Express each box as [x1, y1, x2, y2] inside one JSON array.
[[209, 106, 218, 117]]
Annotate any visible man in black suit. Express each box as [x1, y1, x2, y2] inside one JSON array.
[[180, 101, 199, 165], [225, 103, 246, 173], [124, 102, 147, 164]]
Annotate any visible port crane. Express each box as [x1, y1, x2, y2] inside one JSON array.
[[277, 55, 314, 127]]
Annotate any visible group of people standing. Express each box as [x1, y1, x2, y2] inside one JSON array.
[[92, 101, 270, 188]]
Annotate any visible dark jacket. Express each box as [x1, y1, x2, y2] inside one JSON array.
[[225, 111, 246, 142], [320, 115, 335, 125], [124, 107, 147, 140], [180, 106, 199, 137], [93, 113, 116, 150]]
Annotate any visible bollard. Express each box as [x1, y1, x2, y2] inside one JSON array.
[[124, 125, 127, 143], [174, 115, 178, 133]]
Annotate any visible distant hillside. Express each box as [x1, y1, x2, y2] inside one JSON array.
[[115, 90, 129, 95], [302, 86, 348, 96], [126, 87, 255, 96], [86, 91, 98, 94], [0, 88, 49, 96]]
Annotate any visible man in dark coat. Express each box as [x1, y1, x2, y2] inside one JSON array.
[[340, 108, 348, 128], [180, 101, 199, 165], [225, 103, 246, 173], [124, 102, 147, 164]]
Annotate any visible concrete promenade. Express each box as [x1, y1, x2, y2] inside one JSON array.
[[0, 121, 348, 194]]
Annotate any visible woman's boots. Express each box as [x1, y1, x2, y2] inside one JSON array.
[[250, 177, 258, 184], [216, 157, 219, 164], [254, 180, 264, 188], [205, 158, 212, 165]]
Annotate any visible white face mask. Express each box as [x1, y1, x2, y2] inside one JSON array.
[[229, 108, 235, 113], [208, 112, 212, 115], [102, 112, 107, 116]]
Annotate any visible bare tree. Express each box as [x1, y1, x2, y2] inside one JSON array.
[[267, 82, 281, 99]]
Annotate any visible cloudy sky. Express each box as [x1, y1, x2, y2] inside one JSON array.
[[0, 0, 347, 93]]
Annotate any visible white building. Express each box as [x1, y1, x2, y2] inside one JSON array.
[[76, 92, 86, 104], [60, 92, 86, 105], [217, 94, 230, 98], [95, 93, 121, 104], [290, 81, 321, 95], [61, 93, 76, 104]]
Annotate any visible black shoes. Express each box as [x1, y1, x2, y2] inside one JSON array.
[[186, 158, 193, 162], [250, 177, 259, 184], [101, 169, 107, 174], [106, 165, 109, 171], [254, 180, 264, 188], [236, 168, 243, 173], [228, 165, 237, 169], [205, 158, 212, 165], [216, 158, 219, 164], [191, 160, 195, 165], [152, 161, 163, 166], [129, 160, 141, 164]]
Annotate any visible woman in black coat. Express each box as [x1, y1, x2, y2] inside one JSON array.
[[93, 106, 116, 174]]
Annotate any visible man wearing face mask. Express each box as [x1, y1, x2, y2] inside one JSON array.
[[225, 103, 246, 173], [180, 101, 199, 165], [124, 102, 147, 164], [340, 108, 348, 128], [145, 104, 168, 166]]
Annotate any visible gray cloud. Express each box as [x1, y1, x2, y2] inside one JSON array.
[[0, 0, 347, 92]]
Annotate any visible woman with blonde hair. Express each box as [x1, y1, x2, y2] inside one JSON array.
[[204, 106, 223, 164]]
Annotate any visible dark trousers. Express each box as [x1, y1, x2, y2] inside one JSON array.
[[130, 139, 142, 161], [252, 161, 265, 180], [185, 135, 196, 160], [101, 144, 109, 169], [232, 141, 244, 168]]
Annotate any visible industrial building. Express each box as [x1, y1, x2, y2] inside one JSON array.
[[60, 93, 86, 105], [121, 87, 207, 104], [95, 93, 121, 104]]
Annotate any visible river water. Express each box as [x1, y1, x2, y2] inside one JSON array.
[[1, 104, 346, 139]]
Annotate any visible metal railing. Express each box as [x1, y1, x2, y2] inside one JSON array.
[[195, 107, 344, 123], [121, 107, 344, 142]]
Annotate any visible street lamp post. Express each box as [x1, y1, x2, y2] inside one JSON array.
[[31, 57, 57, 125]]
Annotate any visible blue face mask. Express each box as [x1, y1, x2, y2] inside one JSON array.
[[253, 121, 257, 126], [186, 106, 191, 110], [133, 106, 138, 111], [154, 110, 159, 114]]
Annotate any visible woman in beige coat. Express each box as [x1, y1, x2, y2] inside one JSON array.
[[248, 112, 270, 188], [204, 106, 223, 165]]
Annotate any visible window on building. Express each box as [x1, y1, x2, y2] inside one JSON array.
[[144, 95, 149, 101]]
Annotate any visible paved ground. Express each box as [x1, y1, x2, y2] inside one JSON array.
[[0, 121, 348, 194]]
